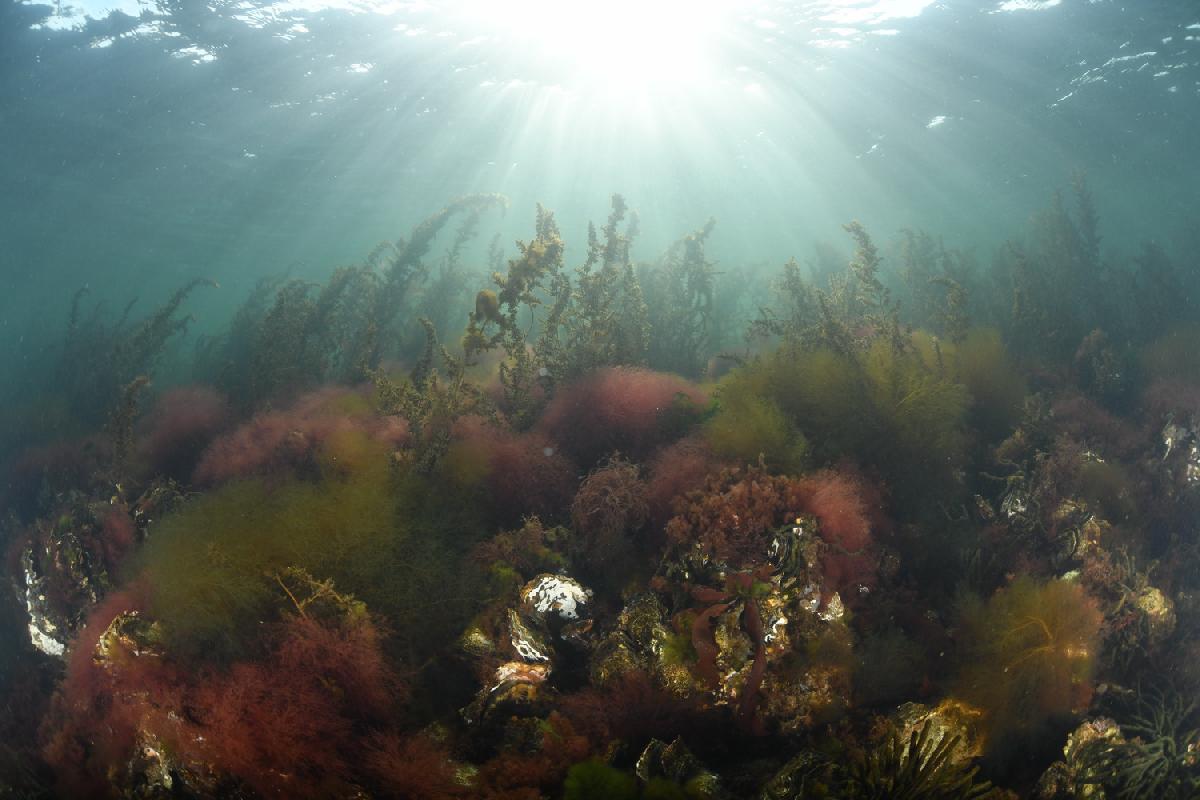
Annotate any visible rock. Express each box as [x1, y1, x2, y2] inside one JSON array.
[[520, 573, 593, 626], [123, 731, 176, 799], [463, 660, 552, 725], [17, 544, 68, 658], [759, 750, 828, 800], [1160, 416, 1200, 492], [507, 609, 552, 664], [458, 625, 495, 658], [589, 593, 692, 692], [96, 611, 165, 665], [759, 664, 848, 736], [892, 700, 987, 767], [636, 737, 723, 798], [1135, 586, 1176, 644], [463, 573, 595, 726], [1035, 717, 1124, 799]]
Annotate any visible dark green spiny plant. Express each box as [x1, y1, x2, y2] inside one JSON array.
[[1076, 683, 1200, 799], [106, 374, 150, 487], [896, 229, 973, 345], [842, 719, 995, 800]]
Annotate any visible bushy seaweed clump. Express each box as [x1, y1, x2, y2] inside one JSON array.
[[665, 464, 881, 596], [570, 456, 649, 567], [953, 577, 1102, 754], [138, 440, 483, 667], [562, 760, 639, 800], [40, 574, 404, 800], [705, 340, 970, 513], [539, 366, 708, 467]]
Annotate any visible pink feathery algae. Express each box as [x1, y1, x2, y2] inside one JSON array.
[[538, 367, 707, 466]]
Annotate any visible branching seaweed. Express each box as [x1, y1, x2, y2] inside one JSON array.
[[53, 278, 216, 428], [564, 194, 650, 374], [375, 318, 489, 472], [751, 221, 906, 355], [642, 218, 718, 377], [106, 375, 150, 487], [199, 195, 506, 411], [463, 202, 567, 426], [896, 229, 973, 345]]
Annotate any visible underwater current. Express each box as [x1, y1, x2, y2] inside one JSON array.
[[1, 0, 1199, 797]]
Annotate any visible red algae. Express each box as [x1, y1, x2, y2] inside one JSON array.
[[447, 414, 576, 524], [538, 367, 707, 466], [791, 469, 881, 595], [192, 385, 409, 485], [136, 385, 230, 479], [644, 437, 725, 533]]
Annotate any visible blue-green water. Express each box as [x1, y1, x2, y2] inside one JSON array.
[[1, 1, 1198, 797]]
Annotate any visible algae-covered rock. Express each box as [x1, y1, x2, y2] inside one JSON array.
[[458, 624, 496, 659], [589, 593, 695, 693], [1134, 585, 1176, 644], [636, 737, 724, 799], [1035, 717, 1124, 799], [464, 572, 596, 725], [758, 749, 830, 800], [892, 699, 987, 767]]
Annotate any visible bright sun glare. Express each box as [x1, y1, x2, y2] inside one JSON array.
[[461, 0, 736, 89]]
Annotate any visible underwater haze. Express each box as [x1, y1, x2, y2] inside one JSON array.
[[1, 0, 1199, 797]]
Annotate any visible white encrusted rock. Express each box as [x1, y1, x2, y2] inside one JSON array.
[[520, 573, 593, 623]]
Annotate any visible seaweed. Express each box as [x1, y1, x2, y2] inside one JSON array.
[[25, 278, 217, 442], [1074, 684, 1200, 799], [953, 577, 1102, 751], [200, 195, 506, 412], [992, 173, 1121, 365], [137, 440, 485, 668], [896, 229, 975, 345], [912, 329, 1026, 442], [463, 202, 568, 426], [104, 375, 150, 487], [704, 338, 969, 514], [703, 366, 808, 472], [841, 718, 995, 799], [751, 220, 905, 355], [13, 180, 1200, 799], [642, 218, 718, 378], [564, 195, 650, 374], [563, 760, 639, 800], [374, 317, 489, 472], [570, 456, 649, 565]]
